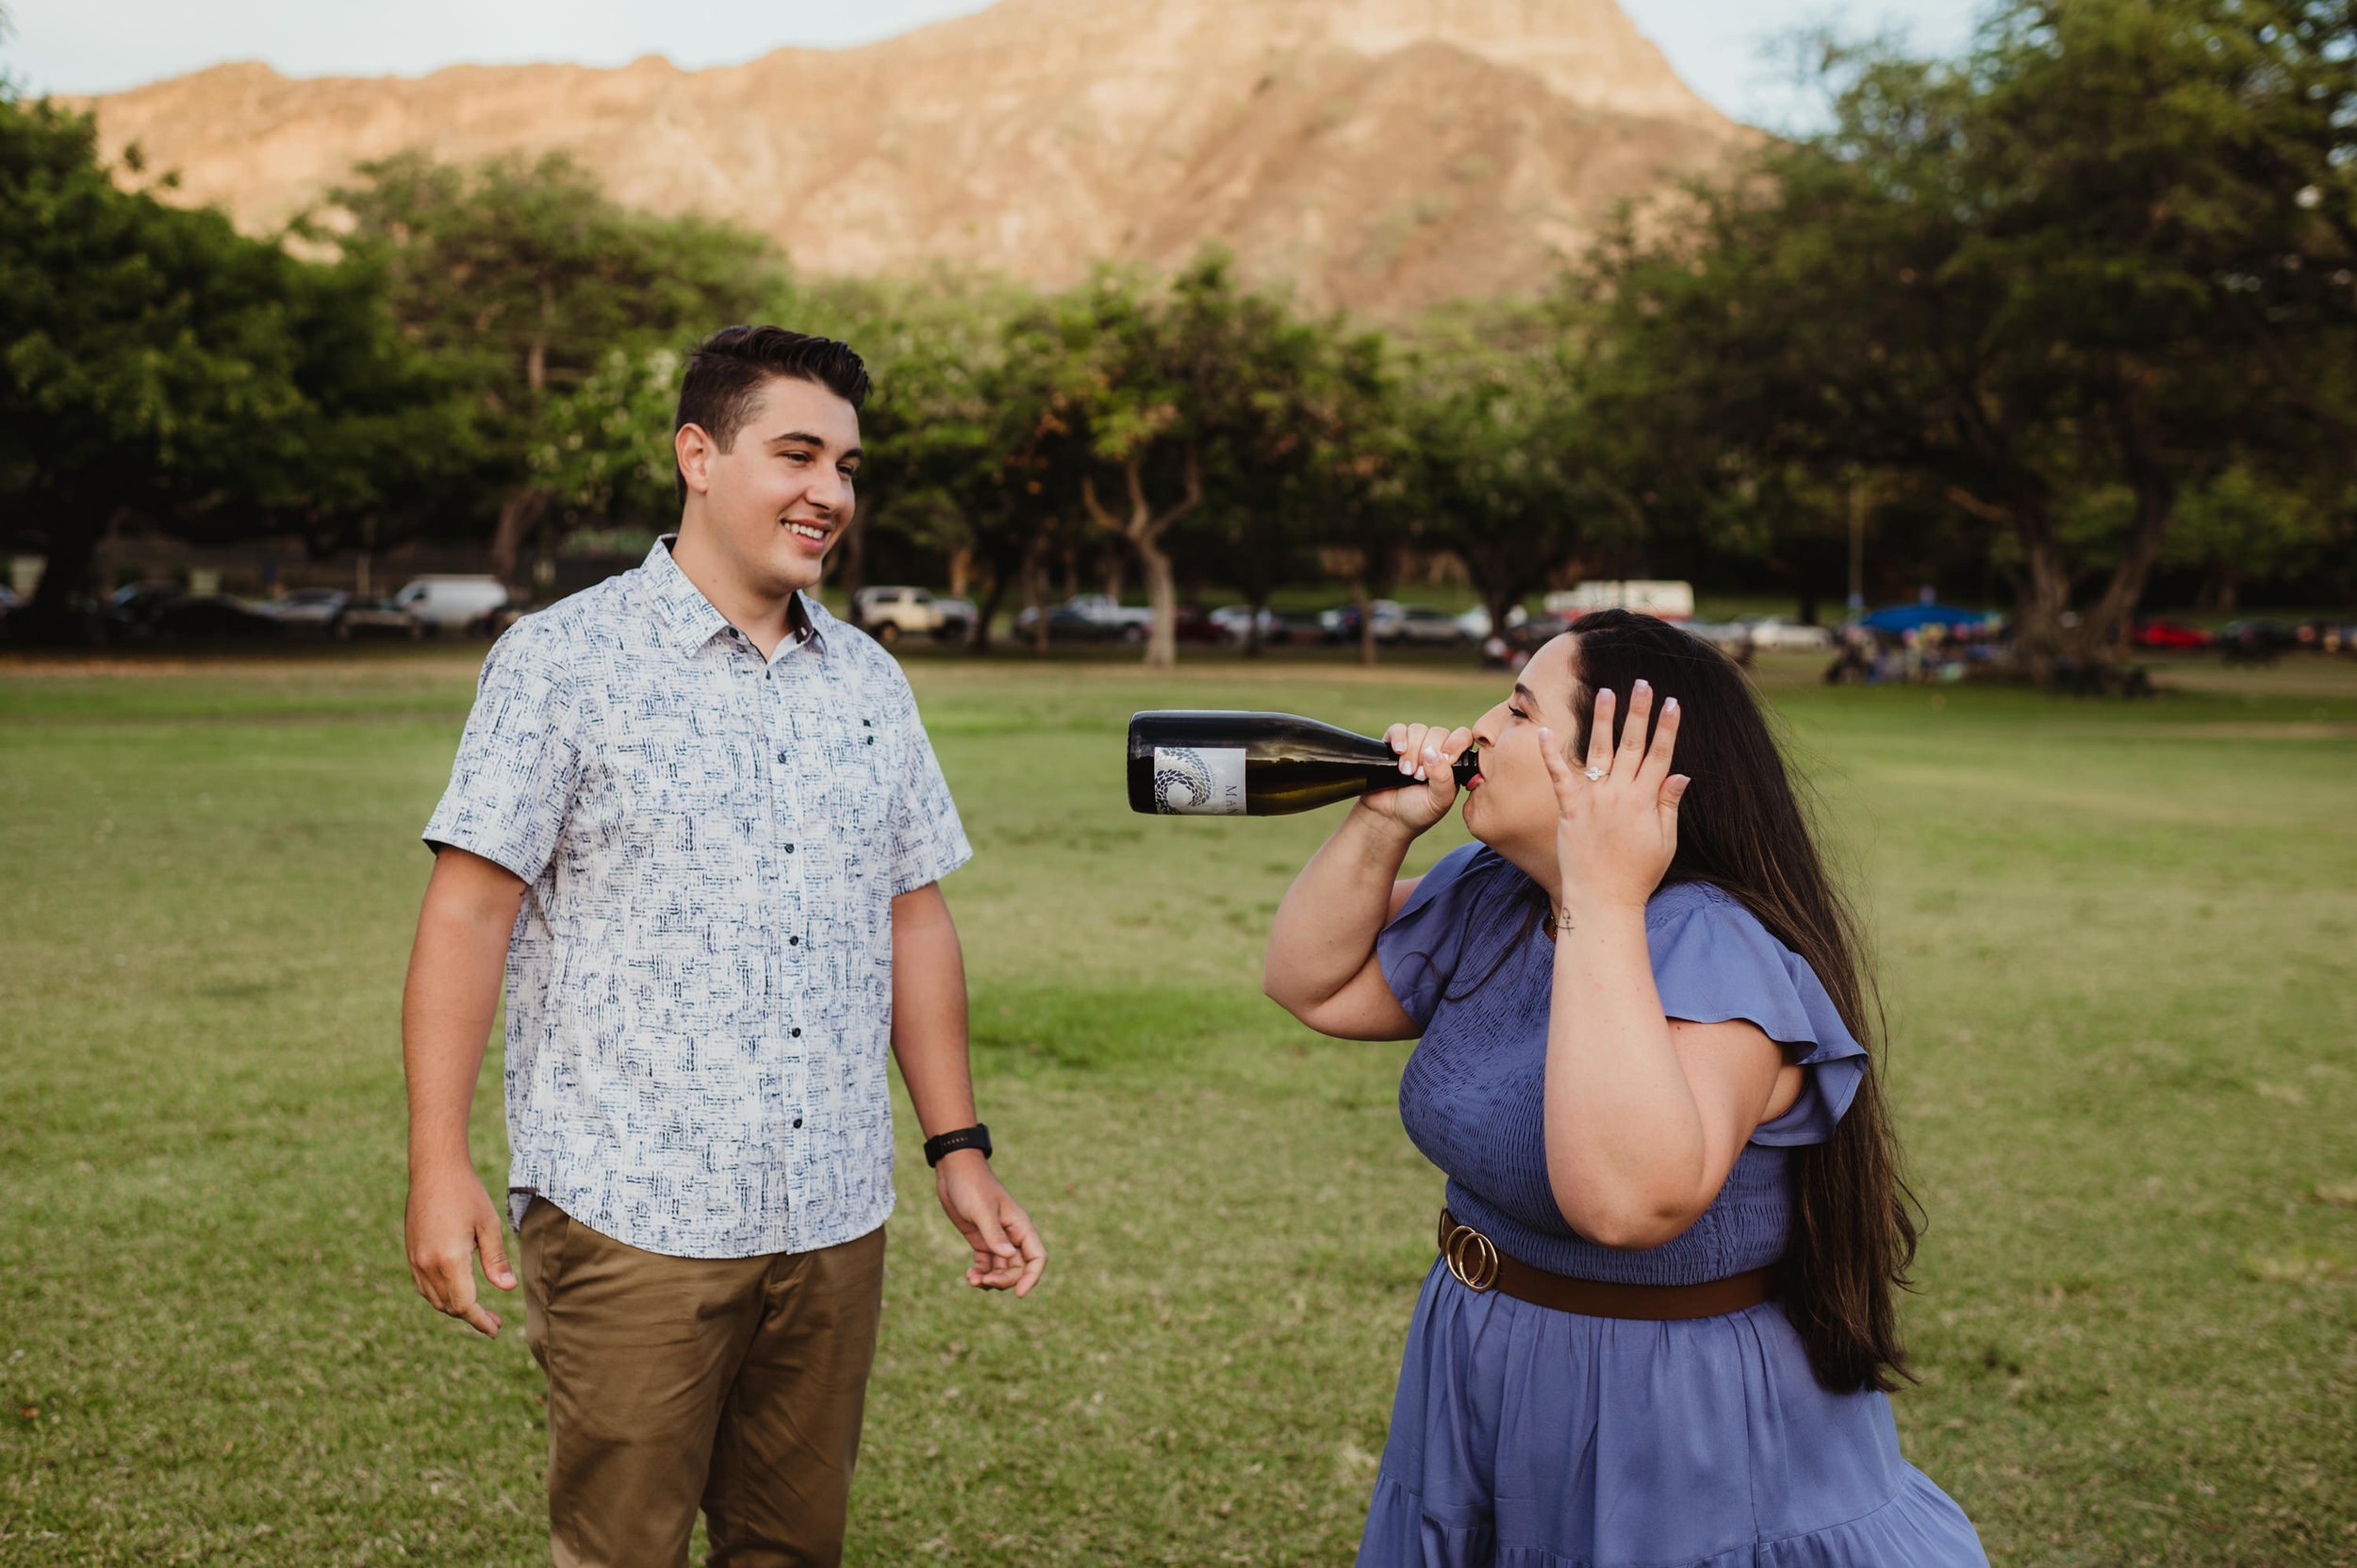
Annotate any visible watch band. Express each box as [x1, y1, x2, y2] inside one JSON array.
[[923, 1123, 992, 1167]]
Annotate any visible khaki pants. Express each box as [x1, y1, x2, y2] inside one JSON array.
[[517, 1198, 887, 1568]]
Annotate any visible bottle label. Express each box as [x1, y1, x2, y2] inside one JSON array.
[[1152, 746, 1245, 815]]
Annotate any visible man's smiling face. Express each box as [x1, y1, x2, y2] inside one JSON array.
[[690, 373, 863, 598]]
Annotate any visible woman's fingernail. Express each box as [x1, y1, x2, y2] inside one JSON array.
[[1415, 767, 1428, 781], [1665, 698, 1678, 713], [1634, 679, 1650, 694]]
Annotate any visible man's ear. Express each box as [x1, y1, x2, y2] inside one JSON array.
[[675, 423, 717, 496]]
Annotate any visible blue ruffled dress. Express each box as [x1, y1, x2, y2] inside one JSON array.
[[1359, 844, 1986, 1567]]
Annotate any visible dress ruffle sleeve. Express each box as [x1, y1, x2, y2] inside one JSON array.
[[1645, 884, 1868, 1147]]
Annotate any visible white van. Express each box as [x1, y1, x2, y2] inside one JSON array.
[[393, 575, 509, 633], [1543, 580, 1696, 623]]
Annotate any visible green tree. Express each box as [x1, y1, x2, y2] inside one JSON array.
[[1299, 327, 1422, 668], [0, 99, 470, 640], [2158, 464, 2350, 609], [1050, 265, 1209, 668], [1407, 301, 1595, 646], [1033, 254, 1407, 667], [325, 152, 783, 583], [1191, 299, 1372, 657], [1584, 0, 2357, 682]]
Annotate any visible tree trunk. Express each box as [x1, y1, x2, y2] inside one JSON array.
[[972, 569, 1012, 654], [489, 488, 550, 591], [1356, 581, 1378, 668], [25, 504, 111, 648], [1025, 535, 1052, 656], [839, 510, 867, 604], [2010, 526, 2076, 685], [1081, 453, 1203, 670], [948, 545, 973, 599], [1244, 592, 1266, 658], [1138, 537, 1178, 669], [2078, 478, 2176, 662], [1485, 589, 1520, 654]]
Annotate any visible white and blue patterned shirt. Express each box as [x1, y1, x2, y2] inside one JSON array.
[[422, 537, 972, 1259]]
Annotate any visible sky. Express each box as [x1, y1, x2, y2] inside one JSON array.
[[5, 0, 1984, 133]]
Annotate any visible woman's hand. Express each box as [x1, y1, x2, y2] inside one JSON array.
[[1539, 682, 1688, 915], [1357, 720, 1474, 837]]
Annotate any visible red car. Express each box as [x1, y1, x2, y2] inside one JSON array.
[[2131, 619, 2212, 651]]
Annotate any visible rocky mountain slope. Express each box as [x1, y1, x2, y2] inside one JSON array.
[[79, 0, 1750, 316]]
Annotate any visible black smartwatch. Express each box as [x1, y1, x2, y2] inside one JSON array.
[[923, 1123, 992, 1167]]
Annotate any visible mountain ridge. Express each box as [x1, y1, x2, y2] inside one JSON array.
[[75, 0, 1752, 317]]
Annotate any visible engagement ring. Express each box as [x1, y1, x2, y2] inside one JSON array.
[[1583, 765, 1607, 782]]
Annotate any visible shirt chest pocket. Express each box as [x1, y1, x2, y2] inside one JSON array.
[[789, 704, 905, 839]]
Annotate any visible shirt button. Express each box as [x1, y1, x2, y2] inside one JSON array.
[[777, 751, 787, 763], [789, 935, 799, 946], [793, 1117, 804, 1129], [791, 1028, 801, 1037], [784, 843, 796, 853], [865, 736, 873, 746]]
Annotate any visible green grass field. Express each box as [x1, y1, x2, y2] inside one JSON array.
[[3, 644, 2353, 1566]]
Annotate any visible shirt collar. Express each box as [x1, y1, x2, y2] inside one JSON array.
[[644, 536, 828, 657]]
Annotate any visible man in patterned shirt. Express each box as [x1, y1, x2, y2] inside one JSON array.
[[401, 325, 1045, 1566]]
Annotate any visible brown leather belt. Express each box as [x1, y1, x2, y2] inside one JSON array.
[[1438, 1208, 1773, 1321]]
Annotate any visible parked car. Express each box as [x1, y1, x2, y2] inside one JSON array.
[[1455, 605, 1529, 641], [1740, 616, 1834, 651], [2216, 619, 2299, 664], [105, 580, 185, 636], [2299, 618, 2357, 654], [333, 597, 426, 641], [851, 585, 951, 643], [1319, 600, 1406, 643], [1207, 601, 1301, 646], [932, 596, 979, 642], [1685, 620, 1757, 662], [1507, 612, 1573, 652], [258, 587, 351, 633], [1014, 593, 1153, 642], [2130, 619, 2212, 651], [1389, 603, 1472, 646], [392, 575, 508, 634], [1172, 604, 1232, 645], [156, 593, 282, 642], [1545, 580, 1696, 623]]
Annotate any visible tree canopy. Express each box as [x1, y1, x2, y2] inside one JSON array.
[[7, 0, 2352, 673]]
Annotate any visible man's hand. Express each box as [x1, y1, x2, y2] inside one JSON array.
[[405, 1162, 518, 1336], [934, 1150, 1046, 1297], [403, 846, 526, 1339]]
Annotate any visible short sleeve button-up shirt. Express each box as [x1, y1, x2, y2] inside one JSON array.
[[422, 537, 972, 1259]]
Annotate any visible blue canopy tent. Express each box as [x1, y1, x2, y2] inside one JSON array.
[[1855, 603, 1994, 635]]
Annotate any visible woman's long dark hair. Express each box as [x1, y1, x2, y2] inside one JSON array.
[[1563, 610, 1920, 1394]]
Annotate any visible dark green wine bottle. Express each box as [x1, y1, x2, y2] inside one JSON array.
[[1127, 710, 1478, 817]]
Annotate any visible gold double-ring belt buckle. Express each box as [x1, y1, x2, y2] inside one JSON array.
[[1442, 1221, 1501, 1293]]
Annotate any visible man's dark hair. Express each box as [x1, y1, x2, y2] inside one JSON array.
[[674, 325, 871, 503]]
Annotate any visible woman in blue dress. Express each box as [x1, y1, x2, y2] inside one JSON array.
[[1263, 610, 1986, 1566]]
